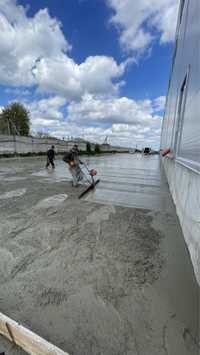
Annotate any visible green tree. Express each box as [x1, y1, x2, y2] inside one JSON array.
[[86, 141, 92, 154], [0, 102, 30, 136], [94, 144, 101, 154]]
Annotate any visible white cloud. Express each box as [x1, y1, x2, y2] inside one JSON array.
[[0, 0, 69, 86], [0, 0, 166, 149], [153, 96, 166, 112], [26, 96, 67, 135], [68, 94, 160, 127], [33, 55, 125, 99], [27, 94, 163, 149], [66, 94, 162, 148], [53, 122, 161, 149], [106, 0, 179, 54], [0, 0, 125, 99]]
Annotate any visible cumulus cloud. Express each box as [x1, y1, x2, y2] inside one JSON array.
[[52, 122, 161, 149], [33, 55, 125, 99], [0, 0, 167, 148], [27, 94, 162, 149], [68, 94, 160, 127], [0, 0, 69, 86], [0, 0, 125, 99], [106, 0, 179, 54], [67, 95, 162, 148], [153, 96, 166, 112], [26, 96, 67, 134]]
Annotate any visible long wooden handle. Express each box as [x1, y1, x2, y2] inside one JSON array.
[[0, 312, 70, 355]]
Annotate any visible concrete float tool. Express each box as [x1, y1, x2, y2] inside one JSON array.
[[79, 163, 100, 199]]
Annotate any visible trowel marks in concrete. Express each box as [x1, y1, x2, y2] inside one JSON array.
[[85, 154, 173, 212], [86, 205, 116, 224], [0, 248, 14, 281], [58, 287, 128, 355], [0, 188, 26, 200], [34, 194, 68, 209]]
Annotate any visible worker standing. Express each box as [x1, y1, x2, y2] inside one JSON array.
[[46, 145, 55, 169], [63, 144, 84, 186]]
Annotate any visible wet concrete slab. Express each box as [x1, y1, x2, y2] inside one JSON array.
[[85, 154, 173, 211], [0, 154, 199, 355], [87, 188, 174, 211], [31, 154, 170, 211], [0, 188, 27, 200]]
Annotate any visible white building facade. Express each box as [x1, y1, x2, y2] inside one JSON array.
[[161, 0, 200, 283]]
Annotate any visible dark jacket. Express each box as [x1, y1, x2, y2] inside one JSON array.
[[47, 148, 55, 160], [63, 148, 82, 166]]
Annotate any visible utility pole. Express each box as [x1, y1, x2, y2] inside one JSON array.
[[104, 136, 109, 145], [7, 118, 11, 135]]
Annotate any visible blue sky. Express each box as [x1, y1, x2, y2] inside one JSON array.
[[0, 0, 179, 148]]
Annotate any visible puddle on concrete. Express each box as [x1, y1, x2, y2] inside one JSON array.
[[34, 194, 68, 209], [0, 167, 23, 175], [0, 168, 14, 174], [32, 163, 92, 185], [4, 177, 27, 182], [32, 164, 71, 183], [0, 188, 27, 200]]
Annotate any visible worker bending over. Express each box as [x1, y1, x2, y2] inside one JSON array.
[[63, 144, 84, 186]]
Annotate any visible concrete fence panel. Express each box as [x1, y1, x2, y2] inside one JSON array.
[[0, 135, 69, 155]]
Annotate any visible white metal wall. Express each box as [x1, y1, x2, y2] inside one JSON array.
[[161, 0, 200, 173]]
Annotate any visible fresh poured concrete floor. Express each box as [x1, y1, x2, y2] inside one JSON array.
[[0, 154, 199, 355]]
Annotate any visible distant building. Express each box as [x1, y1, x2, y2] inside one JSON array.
[[161, 0, 200, 284], [100, 143, 130, 153]]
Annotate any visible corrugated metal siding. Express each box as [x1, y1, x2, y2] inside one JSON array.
[[161, 0, 200, 173]]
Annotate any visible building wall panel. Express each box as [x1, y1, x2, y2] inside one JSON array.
[[161, 0, 200, 172]]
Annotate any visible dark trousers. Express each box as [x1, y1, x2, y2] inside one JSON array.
[[46, 157, 55, 168]]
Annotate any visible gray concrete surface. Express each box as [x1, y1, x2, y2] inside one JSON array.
[[0, 154, 199, 355]]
